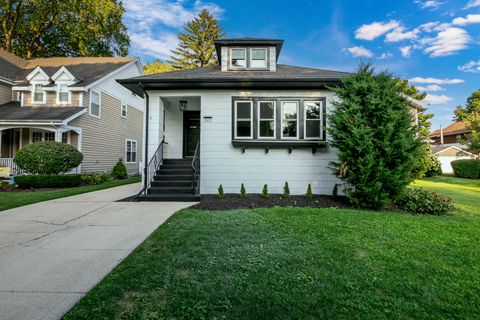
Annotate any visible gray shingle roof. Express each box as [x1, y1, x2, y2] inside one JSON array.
[[0, 101, 85, 123]]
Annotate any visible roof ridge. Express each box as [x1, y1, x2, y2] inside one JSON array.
[[0, 48, 27, 68]]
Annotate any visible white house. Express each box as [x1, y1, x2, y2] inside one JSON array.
[[119, 38, 353, 201]]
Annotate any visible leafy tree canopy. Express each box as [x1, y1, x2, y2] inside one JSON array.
[[169, 9, 225, 69], [0, 0, 129, 58], [454, 89, 480, 153], [143, 60, 174, 75]]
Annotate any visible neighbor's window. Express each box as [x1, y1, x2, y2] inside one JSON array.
[[32, 131, 43, 143], [304, 101, 322, 139], [250, 48, 267, 68], [126, 139, 137, 163], [62, 132, 69, 143], [121, 104, 128, 118], [234, 101, 253, 138], [258, 101, 276, 138], [281, 101, 299, 138], [33, 84, 44, 103], [230, 48, 246, 68], [90, 91, 100, 117], [44, 132, 55, 141], [58, 84, 69, 103]]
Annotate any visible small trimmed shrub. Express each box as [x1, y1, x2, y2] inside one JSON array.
[[112, 159, 128, 180], [81, 173, 104, 185], [332, 184, 339, 198], [283, 181, 290, 199], [217, 185, 225, 200], [451, 159, 480, 179], [14, 141, 83, 174], [240, 183, 247, 198], [396, 187, 454, 215], [261, 184, 269, 198], [15, 174, 82, 189], [305, 184, 313, 199]]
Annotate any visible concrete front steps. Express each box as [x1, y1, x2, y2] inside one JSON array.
[[138, 159, 200, 202]]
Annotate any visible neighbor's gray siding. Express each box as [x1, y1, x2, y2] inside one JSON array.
[[0, 83, 12, 105], [70, 91, 143, 174], [22, 91, 82, 107]]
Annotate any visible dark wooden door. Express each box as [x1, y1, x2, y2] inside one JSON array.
[[183, 111, 200, 157]]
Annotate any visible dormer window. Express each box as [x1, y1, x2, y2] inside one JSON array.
[[230, 48, 246, 68], [33, 84, 45, 103], [250, 48, 267, 68], [58, 83, 70, 103]]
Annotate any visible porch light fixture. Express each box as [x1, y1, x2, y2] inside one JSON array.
[[179, 100, 188, 112]]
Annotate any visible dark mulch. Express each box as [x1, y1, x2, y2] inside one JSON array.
[[191, 194, 350, 211]]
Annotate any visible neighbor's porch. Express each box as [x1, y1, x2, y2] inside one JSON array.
[[0, 126, 82, 174]]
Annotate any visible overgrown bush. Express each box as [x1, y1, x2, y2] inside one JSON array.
[[81, 173, 104, 185], [305, 184, 313, 199], [451, 159, 480, 179], [425, 153, 442, 177], [261, 184, 269, 198], [217, 185, 224, 199], [328, 64, 423, 209], [396, 187, 454, 215], [15, 174, 82, 189], [14, 141, 83, 175], [111, 159, 127, 179], [412, 145, 442, 178], [240, 183, 246, 198]]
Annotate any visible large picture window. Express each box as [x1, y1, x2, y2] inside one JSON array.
[[281, 101, 299, 139], [234, 101, 253, 139], [304, 101, 322, 139], [258, 101, 275, 138], [250, 48, 267, 68], [230, 48, 246, 68], [126, 139, 137, 163]]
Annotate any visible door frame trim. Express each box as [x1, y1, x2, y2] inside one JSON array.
[[183, 111, 200, 158]]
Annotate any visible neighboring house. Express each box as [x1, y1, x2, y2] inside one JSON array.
[[432, 144, 476, 174], [120, 37, 418, 201], [0, 48, 144, 175], [429, 121, 470, 145]]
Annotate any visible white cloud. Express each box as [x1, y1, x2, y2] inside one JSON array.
[[458, 60, 480, 73], [421, 94, 453, 105], [409, 77, 464, 85], [416, 84, 445, 91], [464, 0, 480, 9], [378, 52, 393, 59], [345, 46, 374, 58], [400, 46, 412, 58], [355, 20, 400, 40], [385, 27, 418, 42], [129, 32, 179, 59], [452, 14, 480, 25], [422, 27, 471, 57], [415, 0, 444, 9]]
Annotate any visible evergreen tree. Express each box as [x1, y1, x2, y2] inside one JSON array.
[[261, 184, 269, 198], [169, 9, 225, 69], [454, 89, 480, 153], [328, 63, 423, 209]]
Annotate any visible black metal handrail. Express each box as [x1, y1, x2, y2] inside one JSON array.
[[191, 142, 200, 195], [137, 139, 164, 197]]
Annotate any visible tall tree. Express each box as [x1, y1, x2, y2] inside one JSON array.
[[143, 60, 174, 75], [454, 89, 480, 153], [0, 0, 129, 58], [169, 9, 224, 69]]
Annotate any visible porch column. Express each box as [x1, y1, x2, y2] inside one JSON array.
[[55, 128, 62, 142], [0, 129, 2, 158]]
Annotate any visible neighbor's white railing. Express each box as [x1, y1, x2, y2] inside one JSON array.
[[0, 158, 26, 175]]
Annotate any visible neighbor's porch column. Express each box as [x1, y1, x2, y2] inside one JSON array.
[[55, 128, 62, 142], [0, 129, 3, 158]]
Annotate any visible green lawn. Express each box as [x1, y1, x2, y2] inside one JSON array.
[[0, 177, 140, 212], [64, 176, 480, 319]]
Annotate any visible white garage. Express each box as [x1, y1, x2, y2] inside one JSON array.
[[432, 144, 476, 174]]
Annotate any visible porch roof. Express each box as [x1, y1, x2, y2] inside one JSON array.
[[118, 64, 351, 95], [0, 102, 86, 125]]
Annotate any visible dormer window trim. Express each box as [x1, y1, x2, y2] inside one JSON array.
[[249, 48, 268, 69], [31, 82, 47, 104], [56, 82, 72, 104], [229, 48, 247, 69], [228, 47, 269, 70]]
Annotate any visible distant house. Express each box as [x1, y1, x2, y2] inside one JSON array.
[[429, 121, 470, 145], [432, 144, 476, 174], [0, 49, 144, 175]]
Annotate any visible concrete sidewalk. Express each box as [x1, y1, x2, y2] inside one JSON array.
[[0, 183, 193, 320]]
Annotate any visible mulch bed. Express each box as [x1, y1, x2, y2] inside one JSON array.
[[191, 194, 350, 211]]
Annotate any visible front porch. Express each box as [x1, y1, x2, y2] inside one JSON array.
[[0, 127, 82, 175]]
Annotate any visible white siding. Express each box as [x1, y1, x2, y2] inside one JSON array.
[[164, 102, 183, 158], [147, 89, 340, 195]]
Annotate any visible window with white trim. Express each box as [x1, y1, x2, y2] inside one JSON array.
[[304, 101, 322, 139], [234, 101, 253, 139], [258, 101, 276, 138], [33, 84, 45, 103], [250, 48, 267, 68], [230, 48, 246, 68], [90, 91, 101, 118], [62, 132, 69, 143], [125, 139, 137, 163], [121, 104, 128, 118], [58, 83, 70, 103], [32, 131, 43, 143], [281, 101, 299, 139], [44, 132, 55, 141]]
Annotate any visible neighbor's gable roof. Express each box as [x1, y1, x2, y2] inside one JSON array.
[[432, 143, 476, 157], [119, 64, 351, 95], [0, 101, 86, 124], [430, 121, 470, 138]]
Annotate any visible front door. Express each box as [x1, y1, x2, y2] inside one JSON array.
[[183, 111, 200, 157]]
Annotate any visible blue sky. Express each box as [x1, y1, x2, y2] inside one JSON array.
[[123, 0, 480, 131]]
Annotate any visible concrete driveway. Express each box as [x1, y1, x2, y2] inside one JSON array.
[[0, 183, 193, 320]]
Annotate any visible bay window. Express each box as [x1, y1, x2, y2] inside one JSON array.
[[258, 101, 276, 138], [281, 101, 299, 139], [304, 101, 322, 139], [234, 101, 253, 139]]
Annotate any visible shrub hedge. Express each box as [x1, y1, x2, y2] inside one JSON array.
[[451, 159, 480, 179], [81, 172, 109, 185], [15, 174, 82, 189], [396, 187, 454, 215]]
